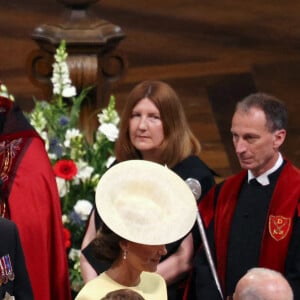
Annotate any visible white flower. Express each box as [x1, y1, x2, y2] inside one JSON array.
[[98, 109, 120, 126], [76, 160, 94, 182], [56, 177, 69, 197], [30, 114, 47, 133], [74, 199, 93, 221], [39, 131, 48, 140], [62, 85, 76, 98], [48, 152, 58, 161], [52, 82, 61, 95], [97, 95, 120, 126], [98, 123, 119, 142], [91, 173, 101, 189], [64, 128, 82, 148], [0, 84, 14, 101], [74, 260, 81, 272], [0, 84, 8, 95], [51, 40, 76, 98], [106, 156, 116, 168], [62, 214, 69, 224], [68, 248, 81, 261]]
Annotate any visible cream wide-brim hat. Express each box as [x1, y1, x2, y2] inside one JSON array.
[[95, 160, 197, 245]]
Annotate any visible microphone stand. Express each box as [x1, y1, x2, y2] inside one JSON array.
[[186, 178, 224, 300]]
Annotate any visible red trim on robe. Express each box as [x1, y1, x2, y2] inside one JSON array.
[[0, 129, 41, 142]]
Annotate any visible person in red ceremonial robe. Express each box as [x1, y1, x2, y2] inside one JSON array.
[[0, 89, 71, 300], [184, 93, 300, 299]]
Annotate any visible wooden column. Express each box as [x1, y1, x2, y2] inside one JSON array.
[[27, 0, 127, 141]]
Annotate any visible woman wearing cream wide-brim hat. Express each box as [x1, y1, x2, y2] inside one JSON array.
[[75, 160, 197, 300]]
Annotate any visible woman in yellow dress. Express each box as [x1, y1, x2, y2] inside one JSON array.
[[76, 160, 197, 300]]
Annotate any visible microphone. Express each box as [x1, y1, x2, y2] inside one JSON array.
[[185, 178, 202, 201], [185, 177, 224, 299]]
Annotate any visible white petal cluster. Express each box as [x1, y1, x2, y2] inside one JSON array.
[[62, 214, 70, 224], [48, 152, 58, 161], [62, 85, 77, 98], [69, 248, 81, 261], [76, 160, 94, 183], [98, 108, 120, 126], [74, 199, 93, 221], [30, 110, 47, 133], [64, 128, 82, 148], [39, 131, 50, 151], [98, 123, 119, 142], [106, 156, 116, 168], [0, 83, 14, 101], [51, 42, 77, 98], [97, 95, 120, 127], [56, 177, 69, 197]]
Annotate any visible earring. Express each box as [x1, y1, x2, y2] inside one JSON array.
[[123, 250, 127, 260]]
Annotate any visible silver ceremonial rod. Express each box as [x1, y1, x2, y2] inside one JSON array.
[[186, 178, 224, 300]]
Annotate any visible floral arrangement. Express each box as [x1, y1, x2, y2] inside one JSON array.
[[26, 40, 120, 292]]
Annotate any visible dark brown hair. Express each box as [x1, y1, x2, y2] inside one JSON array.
[[92, 223, 124, 263], [236, 92, 288, 132]]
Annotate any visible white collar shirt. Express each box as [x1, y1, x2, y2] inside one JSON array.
[[248, 153, 283, 186]]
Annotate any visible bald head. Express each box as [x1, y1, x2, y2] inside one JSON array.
[[233, 268, 293, 300]]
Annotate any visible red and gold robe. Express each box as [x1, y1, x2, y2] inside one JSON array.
[[0, 98, 71, 300]]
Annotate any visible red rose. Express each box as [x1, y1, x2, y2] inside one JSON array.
[[54, 159, 77, 180]]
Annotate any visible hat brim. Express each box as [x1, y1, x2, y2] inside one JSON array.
[[96, 160, 197, 245]]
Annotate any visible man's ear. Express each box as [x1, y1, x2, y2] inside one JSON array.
[[273, 129, 286, 149]]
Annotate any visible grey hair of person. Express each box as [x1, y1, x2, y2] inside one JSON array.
[[235, 267, 293, 300], [235, 92, 288, 132], [236, 290, 260, 300]]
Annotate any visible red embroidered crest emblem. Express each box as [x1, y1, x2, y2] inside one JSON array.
[[269, 215, 291, 241]]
